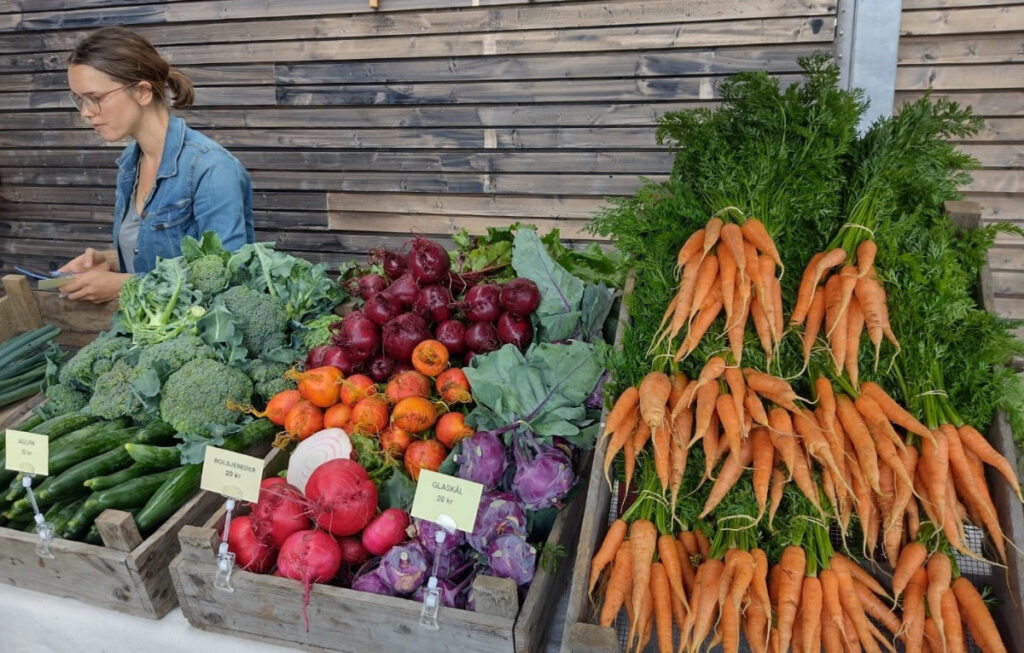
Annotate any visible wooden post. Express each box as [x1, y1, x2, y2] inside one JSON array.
[[944, 199, 983, 233], [471, 575, 519, 618], [95, 510, 144, 553], [563, 622, 619, 653], [0, 275, 44, 342], [369, 0, 378, 7], [177, 525, 219, 564]]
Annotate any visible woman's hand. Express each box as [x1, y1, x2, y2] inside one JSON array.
[[59, 248, 114, 274], [61, 269, 130, 304]]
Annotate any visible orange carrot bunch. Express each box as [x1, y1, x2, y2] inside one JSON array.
[[791, 239, 898, 385], [653, 216, 784, 364]]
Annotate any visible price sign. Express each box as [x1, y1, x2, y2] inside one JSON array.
[[200, 447, 264, 502], [410, 469, 483, 533], [4, 430, 49, 476]]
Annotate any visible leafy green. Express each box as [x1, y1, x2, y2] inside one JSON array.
[[228, 242, 343, 323], [463, 341, 605, 448], [114, 258, 206, 345]]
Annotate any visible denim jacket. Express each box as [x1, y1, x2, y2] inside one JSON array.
[[113, 116, 254, 274]]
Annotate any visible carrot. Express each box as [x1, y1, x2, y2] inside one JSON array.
[[649, 562, 674, 653], [719, 584, 741, 653], [750, 289, 775, 362], [940, 588, 966, 653], [829, 555, 888, 598], [792, 253, 825, 326], [628, 519, 657, 645], [845, 297, 864, 387], [801, 288, 827, 372], [675, 537, 696, 595], [682, 558, 724, 653], [793, 408, 849, 497], [926, 554, 952, 652], [723, 366, 747, 430], [632, 418, 652, 453], [652, 423, 672, 493], [604, 387, 640, 439], [689, 356, 727, 403], [677, 228, 706, 269], [638, 371, 672, 430], [751, 246, 774, 331], [718, 234, 738, 327], [669, 589, 687, 653], [921, 427, 951, 526], [901, 567, 928, 653], [853, 275, 887, 367], [687, 254, 721, 326], [812, 247, 849, 288], [767, 407, 798, 475], [923, 619, 942, 653], [691, 379, 720, 448], [946, 424, 1007, 562], [836, 394, 881, 493], [703, 217, 724, 259], [655, 257, 702, 350], [745, 369, 803, 413], [749, 549, 772, 635], [622, 434, 638, 501], [815, 377, 838, 436], [744, 387, 769, 428], [859, 382, 933, 442], [820, 596, 844, 653], [751, 427, 774, 520], [823, 273, 847, 373], [798, 575, 822, 653], [635, 583, 654, 653], [669, 406, 693, 507], [599, 539, 632, 627], [716, 549, 741, 609], [775, 547, 806, 653], [906, 495, 921, 541], [694, 531, 711, 559], [856, 239, 877, 278], [836, 562, 883, 653], [603, 401, 638, 486], [700, 437, 753, 518], [675, 296, 724, 362], [828, 265, 860, 338], [589, 519, 628, 597], [720, 222, 747, 284], [742, 218, 784, 276], [768, 263, 784, 344], [818, 569, 849, 643], [742, 586, 770, 653], [716, 392, 744, 460], [887, 444, 919, 532], [657, 534, 687, 610], [726, 278, 748, 363], [952, 575, 1009, 653], [892, 541, 929, 601], [957, 423, 1023, 501], [702, 412, 722, 483], [854, 579, 901, 635]]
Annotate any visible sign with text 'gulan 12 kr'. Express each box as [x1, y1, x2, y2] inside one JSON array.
[[200, 446, 264, 503], [4, 430, 49, 476], [410, 469, 483, 533]]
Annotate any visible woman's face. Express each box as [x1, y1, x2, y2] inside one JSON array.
[[68, 64, 149, 142]]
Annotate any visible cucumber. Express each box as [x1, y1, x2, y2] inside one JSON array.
[[0, 381, 44, 411], [124, 444, 181, 469], [30, 445, 135, 507], [44, 425, 139, 479], [0, 417, 132, 487], [51, 498, 86, 536], [129, 420, 177, 445], [222, 418, 278, 453], [63, 468, 180, 540], [12, 412, 46, 433], [86, 464, 155, 492], [84, 524, 102, 545], [133, 465, 202, 535], [32, 412, 101, 439]]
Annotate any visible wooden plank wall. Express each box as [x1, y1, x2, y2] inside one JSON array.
[[898, 0, 1024, 340], [0, 0, 837, 275]]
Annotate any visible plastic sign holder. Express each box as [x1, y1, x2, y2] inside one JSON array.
[[200, 446, 264, 592], [5, 429, 54, 558]]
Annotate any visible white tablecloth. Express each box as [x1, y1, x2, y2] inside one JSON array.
[[0, 578, 567, 653]]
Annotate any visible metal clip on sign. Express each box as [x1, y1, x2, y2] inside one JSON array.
[[419, 514, 457, 630], [22, 475, 55, 559], [215, 498, 237, 592]]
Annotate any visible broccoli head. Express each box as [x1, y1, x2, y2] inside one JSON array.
[[220, 285, 289, 355], [187, 254, 231, 299], [135, 333, 215, 376], [59, 334, 132, 391], [39, 382, 89, 418], [86, 359, 144, 420], [159, 358, 253, 433], [246, 358, 297, 401]]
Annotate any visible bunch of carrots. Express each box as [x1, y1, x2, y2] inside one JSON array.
[[652, 214, 784, 365], [790, 239, 898, 385]]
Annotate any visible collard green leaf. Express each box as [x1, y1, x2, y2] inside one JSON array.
[[512, 228, 585, 343]]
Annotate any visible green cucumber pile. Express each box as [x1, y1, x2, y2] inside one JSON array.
[[0, 410, 275, 543]]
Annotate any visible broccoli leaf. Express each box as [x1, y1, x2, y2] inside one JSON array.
[[180, 231, 229, 263], [581, 283, 616, 344], [464, 341, 605, 448], [511, 228, 585, 343], [196, 302, 247, 364]]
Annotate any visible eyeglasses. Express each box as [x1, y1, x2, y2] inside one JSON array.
[[69, 82, 137, 113]]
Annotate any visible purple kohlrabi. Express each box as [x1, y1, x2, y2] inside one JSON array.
[[414, 518, 466, 556], [377, 541, 429, 594], [486, 533, 537, 586], [411, 573, 475, 609], [512, 442, 575, 510], [467, 491, 527, 554], [455, 430, 508, 490], [351, 568, 394, 596]]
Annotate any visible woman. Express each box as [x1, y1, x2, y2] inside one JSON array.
[[60, 26, 254, 303]]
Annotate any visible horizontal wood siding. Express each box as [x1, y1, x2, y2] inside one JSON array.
[[0, 0, 836, 275], [898, 1, 1024, 339]]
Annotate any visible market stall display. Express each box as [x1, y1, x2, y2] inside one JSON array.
[[565, 57, 1024, 653]]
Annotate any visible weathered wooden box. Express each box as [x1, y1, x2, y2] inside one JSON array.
[[169, 445, 587, 652]]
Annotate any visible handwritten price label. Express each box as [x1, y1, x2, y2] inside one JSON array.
[[410, 469, 483, 533], [4, 430, 49, 476], [200, 447, 264, 502]]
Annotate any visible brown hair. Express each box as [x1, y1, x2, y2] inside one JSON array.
[[68, 26, 195, 109]]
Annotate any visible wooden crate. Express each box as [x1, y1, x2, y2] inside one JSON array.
[[0, 479, 224, 619], [559, 201, 1024, 652], [170, 444, 587, 652]]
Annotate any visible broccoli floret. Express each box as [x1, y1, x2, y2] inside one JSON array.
[[86, 360, 143, 420], [187, 254, 231, 299], [220, 285, 289, 355], [59, 334, 132, 391], [136, 333, 215, 376], [246, 358, 297, 401], [159, 358, 253, 433], [38, 382, 89, 418], [297, 313, 341, 350]]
